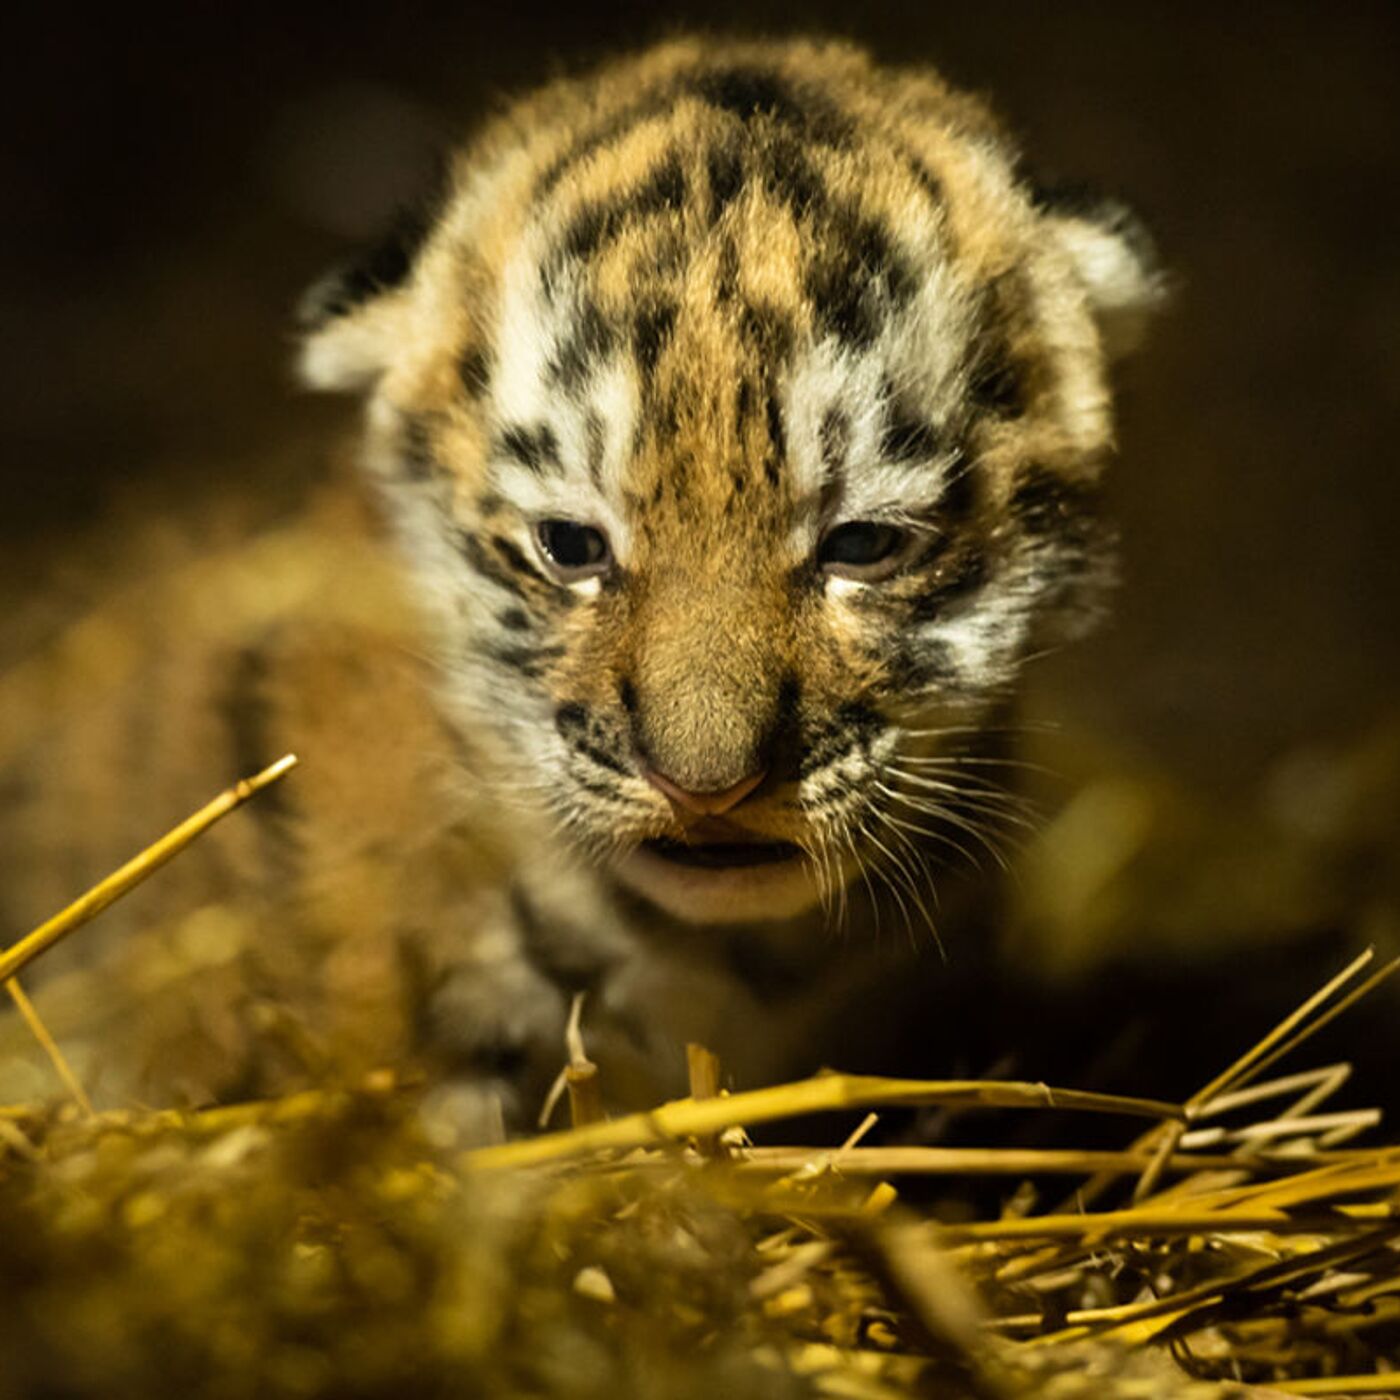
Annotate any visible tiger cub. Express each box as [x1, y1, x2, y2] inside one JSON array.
[[0, 38, 1160, 1123]]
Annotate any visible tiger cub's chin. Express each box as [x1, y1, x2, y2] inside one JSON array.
[[612, 841, 830, 925]]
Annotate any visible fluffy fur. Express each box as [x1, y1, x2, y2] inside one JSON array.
[[302, 37, 1159, 919], [3, 38, 1161, 1121]]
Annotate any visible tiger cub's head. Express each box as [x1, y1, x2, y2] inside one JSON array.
[[299, 39, 1163, 925]]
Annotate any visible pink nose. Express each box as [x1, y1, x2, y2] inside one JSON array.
[[643, 766, 766, 816]]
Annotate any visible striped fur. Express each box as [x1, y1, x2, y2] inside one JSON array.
[[1, 39, 1160, 1118], [303, 37, 1160, 925]]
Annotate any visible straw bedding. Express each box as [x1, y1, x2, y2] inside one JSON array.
[[2, 764, 1399, 1400]]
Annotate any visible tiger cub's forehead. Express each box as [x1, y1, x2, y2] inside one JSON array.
[[474, 59, 1017, 548]]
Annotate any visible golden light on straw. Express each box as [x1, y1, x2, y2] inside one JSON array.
[[0, 754, 297, 986], [463, 1073, 1185, 1172], [0, 755, 297, 1110], [1, 776, 1397, 1396], [4, 979, 92, 1115]]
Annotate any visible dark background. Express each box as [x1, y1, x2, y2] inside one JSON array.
[[1, 2, 1395, 800]]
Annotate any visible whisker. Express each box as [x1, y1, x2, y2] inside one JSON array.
[[873, 786, 989, 873], [828, 821, 851, 934], [868, 805, 945, 961], [883, 779, 1035, 839], [876, 778, 1028, 873], [892, 752, 1053, 780], [855, 816, 918, 951], [880, 769, 1040, 829], [823, 823, 852, 937], [893, 718, 1060, 741], [799, 830, 834, 923], [847, 825, 882, 944], [882, 759, 1035, 800]]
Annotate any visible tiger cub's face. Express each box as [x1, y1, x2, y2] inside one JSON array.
[[300, 40, 1161, 925]]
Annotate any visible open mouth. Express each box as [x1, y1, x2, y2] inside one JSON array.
[[641, 837, 803, 870]]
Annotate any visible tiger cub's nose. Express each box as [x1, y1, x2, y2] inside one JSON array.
[[642, 766, 766, 817]]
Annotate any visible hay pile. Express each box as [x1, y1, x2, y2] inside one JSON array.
[[3, 764, 1400, 1399]]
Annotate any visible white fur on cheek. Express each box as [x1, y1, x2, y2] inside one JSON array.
[[921, 558, 1036, 696]]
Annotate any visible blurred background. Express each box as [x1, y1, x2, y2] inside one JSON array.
[[0, 3, 1395, 1101]]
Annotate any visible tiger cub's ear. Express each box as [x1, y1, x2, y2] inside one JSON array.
[[1035, 183, 1168, 359], [295, 173, 446, 393]]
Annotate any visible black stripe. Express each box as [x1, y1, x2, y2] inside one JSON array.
[[481, 643, 565, 679], [632, 301, 676, 378], [907, 533, 952, 571], [739, 302, 795, 361], [558, 154, 687, 264], [1009, 466, 1100, 538], [758, 129, 827, 221], [398, 414, 442, 483], [495, 423, 561, 476], [902, 150, 945, 206], [736, 376, 754, 424], [492, 534, 556, 589], [706, 138, 746, 221], [454, 529, 527, 599], [570, 770, 631, 803], [805, 209, 915, 350], [880, 400, 939, 464], [938, 453, 977, 521], [908, 551, 988, 620], [484, 533, 589, 608], [535, 92, 674, 199], [715, 235, 741, 304], [969, 353, 1026, 419], [885, 639, 954, 690], [575, 738, 630, 777], [457, 345, 492, 399], [224, 646, 277, 790], [692, 67, 853, 146], [819, 408, 850, 475], [765, 392, 787, 464], [547, 301, 615, 392], [764, 673, 804, 784], [798, 701, 882, 779]]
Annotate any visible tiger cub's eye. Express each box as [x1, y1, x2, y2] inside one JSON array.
[[536, 520, 612, 579], [818, 522, 909, 580]]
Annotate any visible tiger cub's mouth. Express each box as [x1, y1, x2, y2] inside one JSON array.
[[618, 821, 824, 922], [641, 837, 803, 870]]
